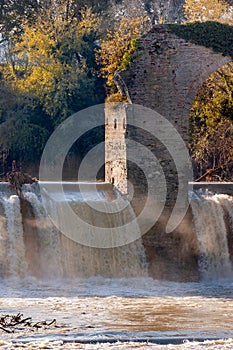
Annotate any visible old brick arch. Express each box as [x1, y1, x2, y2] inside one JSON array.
[[115, 24, 232, 144], [105, 24, 233, 280], [106, 24, 232, 201]]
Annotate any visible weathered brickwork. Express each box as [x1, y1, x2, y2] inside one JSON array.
[[105, 103, 128, 194], [119, 26, 231, 140], [105, 25, 232, 280], [106, 25, 231, 203]]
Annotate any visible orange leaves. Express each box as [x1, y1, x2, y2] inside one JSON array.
[[96, 16, 150, 89]]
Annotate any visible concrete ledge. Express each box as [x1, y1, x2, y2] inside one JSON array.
[[189, 182, 233, 195]]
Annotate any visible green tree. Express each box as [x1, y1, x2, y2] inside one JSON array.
[[2, 7, 104, 123], [0, 81, 51, 169]]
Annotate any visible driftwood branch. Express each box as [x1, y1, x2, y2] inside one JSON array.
[[195, 159, 233, 182], [0, 313, 58, 333], [0, 325, 12, 333]]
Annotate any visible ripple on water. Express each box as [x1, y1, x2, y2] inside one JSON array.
[[0, 277, 233, 348]]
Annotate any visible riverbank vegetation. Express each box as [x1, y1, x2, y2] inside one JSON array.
[[183, 0, 233, 181], [0, 1, 149, 176], [96, 16, 150, 100], [0, 0, 232, 180]]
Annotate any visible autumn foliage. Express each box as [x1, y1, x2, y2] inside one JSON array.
[[184, 0, 233, 180], [184, 0, 230, 23], [96, 16, 150, 92], [0, 4, 105, 167], [2, 7, 100, 120]]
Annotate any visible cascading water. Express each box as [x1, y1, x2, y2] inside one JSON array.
[[2, 184, 233, 349], [0, 182, 147, 278], [190, 190, 233, 280], [22, 190, 63, 278], [1, 182, 233, 281], [0, 185, 28, 277]]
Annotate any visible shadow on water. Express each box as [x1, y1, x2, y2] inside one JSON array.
[[1, 276, 233, 299]]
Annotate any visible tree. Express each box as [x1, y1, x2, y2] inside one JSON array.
[[184, 0, 232, 23], [191, 63, 233, 124], [0, 4, 106, 172], [0, 82, 50, 170], [0, 0, 40, 39], [183, 0, 233, 180], [0, 0, 114, 41], [190, 117, 233, 181], [96, 16, 150, 97], [190, 62, 233, 180], [2, 7, 104, 123]]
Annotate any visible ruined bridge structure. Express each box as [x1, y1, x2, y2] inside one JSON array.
[[105, 22, 233, 281]]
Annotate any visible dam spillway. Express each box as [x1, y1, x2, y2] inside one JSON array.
[[0, 181, 232, 281], [190, 190, 233, 280], [0, 182, 147, 278]]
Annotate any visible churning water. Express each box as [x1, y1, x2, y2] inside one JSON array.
[[0, 182, 147, 279], [190, 190, 233, 280], [0, 183, 233, 349]]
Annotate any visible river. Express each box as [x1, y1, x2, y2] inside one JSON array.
[[0, 183, 233, 348]]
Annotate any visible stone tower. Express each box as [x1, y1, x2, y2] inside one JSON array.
[[105, 103, 128, 194], [104, 24, 232, 281]]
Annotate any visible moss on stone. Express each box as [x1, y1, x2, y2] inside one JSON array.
[[118, 38, 141, 71], [167, 21, 233, 59]]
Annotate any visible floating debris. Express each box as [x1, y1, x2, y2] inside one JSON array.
[[0, 313, 58, 333]]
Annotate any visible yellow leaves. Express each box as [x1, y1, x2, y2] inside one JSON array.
[[78, 6, 100, 35], [21, 67, 55, 93], [191, 62, 233, 127], [105, 92, 128, 102], [184, 0, 231, 24], [16, 25, 55, 72], [190, 61, 233, 179], [3, 6, 99, 118], [96, 16, 150, 90], [9, 23, 60, 101]]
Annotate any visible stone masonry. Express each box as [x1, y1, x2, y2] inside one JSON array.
[[105, 24, 232, 280], [106, 25, 231, 203]]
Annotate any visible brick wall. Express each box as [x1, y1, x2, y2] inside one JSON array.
[[105, 25, 232, 280], [107, 25, 231, 204]]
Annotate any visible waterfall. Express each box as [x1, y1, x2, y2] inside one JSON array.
[[23, 190, 63, 278], [1, 181, 233, 280], [0, 182, 147, 278], [0, 188, 28, 277], [190, 190, 233, 280]]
